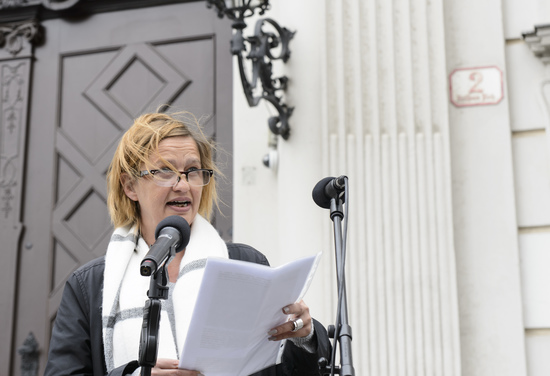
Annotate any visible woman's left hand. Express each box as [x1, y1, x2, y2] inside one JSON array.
[[267, 299, 312, 341], [149, 358, 204, 376]]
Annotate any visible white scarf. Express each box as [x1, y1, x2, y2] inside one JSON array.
[[102, 214, 229, 372]]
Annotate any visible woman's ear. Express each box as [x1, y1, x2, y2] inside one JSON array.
[[121, 173, 139, 201]]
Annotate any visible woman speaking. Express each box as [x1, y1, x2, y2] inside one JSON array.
[[44, 112, 330, 376]]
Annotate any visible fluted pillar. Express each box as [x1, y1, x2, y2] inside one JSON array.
[[321, 0, 460, 374]]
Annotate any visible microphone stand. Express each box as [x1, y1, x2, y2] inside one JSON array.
[[138, 260, 170, 376], [319, 187, 355, 376]]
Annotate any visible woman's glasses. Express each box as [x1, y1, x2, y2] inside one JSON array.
[[140, 168, 213, 187]]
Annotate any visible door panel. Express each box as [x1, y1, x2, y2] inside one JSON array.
[[13, 2, 232, 373]]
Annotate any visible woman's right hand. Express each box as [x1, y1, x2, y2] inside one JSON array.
[[148, 358, 204, 376]]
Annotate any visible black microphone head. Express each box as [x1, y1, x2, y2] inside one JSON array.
[[154, 215, 191, 253], [312, 176, 334, 209]]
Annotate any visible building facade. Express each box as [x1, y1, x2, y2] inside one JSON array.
[[1, 0, 549, 375]]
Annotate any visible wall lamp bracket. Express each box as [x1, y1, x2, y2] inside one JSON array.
[[206, 0, 295, 140]]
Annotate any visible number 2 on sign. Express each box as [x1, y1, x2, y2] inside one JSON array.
[[469, 72, 483, 94]]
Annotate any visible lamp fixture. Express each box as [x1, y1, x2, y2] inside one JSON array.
[[206, 0, 295, 140]]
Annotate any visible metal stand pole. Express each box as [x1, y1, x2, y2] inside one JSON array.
[[138, 264, 169, 376], [319, 187, 355, 376]]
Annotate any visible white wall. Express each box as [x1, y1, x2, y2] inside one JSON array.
[[504, 1, 550, 375]]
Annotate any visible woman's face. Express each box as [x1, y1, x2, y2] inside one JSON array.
[[122, 136, 203, 245]]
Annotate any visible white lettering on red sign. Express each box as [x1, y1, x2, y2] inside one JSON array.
[[449, 66, 503, 107]]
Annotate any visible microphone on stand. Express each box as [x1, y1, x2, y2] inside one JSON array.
[[312, 175, 355, 376], [138, 215, 191, 374], [312, 175, 347, 209], [140, 215, 191, 276]]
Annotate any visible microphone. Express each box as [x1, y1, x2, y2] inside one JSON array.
[[140, 216, 191, 276], [312, 175, 347, 209]]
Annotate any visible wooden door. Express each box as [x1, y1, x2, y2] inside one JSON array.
[[11, 2, 232, 373]]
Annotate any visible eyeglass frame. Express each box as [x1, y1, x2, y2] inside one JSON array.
[[139, 168, 214, 187]]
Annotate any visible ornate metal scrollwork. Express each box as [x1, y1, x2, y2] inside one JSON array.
[[206, 0, 295, 140], [206, 0, 270, 21], [0, 20, 43, 56], [232, 18, 295, 139]]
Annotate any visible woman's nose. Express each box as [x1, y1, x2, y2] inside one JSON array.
[[172, 175, 190, 191]]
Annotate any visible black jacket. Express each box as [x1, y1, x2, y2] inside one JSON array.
[[44, 243, 331, 376]]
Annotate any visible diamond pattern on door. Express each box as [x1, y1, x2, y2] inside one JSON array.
[[84, 43, 190, 130], [56, 154, 82, 203], [51, 240, 79, 292], [64, 189, 112, 250]]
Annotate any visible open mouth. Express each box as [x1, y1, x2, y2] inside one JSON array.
[[167, 200, 190, 208]]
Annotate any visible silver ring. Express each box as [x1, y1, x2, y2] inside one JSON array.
[[291, 318, 304, 332]]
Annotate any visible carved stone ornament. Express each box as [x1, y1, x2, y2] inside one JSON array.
[[0, 20, 43, 56], [522, 24, 550, 64], [0, 60, 28, 219]]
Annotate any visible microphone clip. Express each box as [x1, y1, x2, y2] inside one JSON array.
[[312, 175, 347, 211]]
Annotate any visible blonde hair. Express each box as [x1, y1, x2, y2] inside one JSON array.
[[106, 112, 219, 228]]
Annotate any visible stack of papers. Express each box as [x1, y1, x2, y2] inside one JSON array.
[[178, 252, 322, 376]]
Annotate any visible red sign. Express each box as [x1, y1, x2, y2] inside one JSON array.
[[449, 66, 503, 107]]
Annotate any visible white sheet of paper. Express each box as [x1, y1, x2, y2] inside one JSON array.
[[178, 252, 321, 376]]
